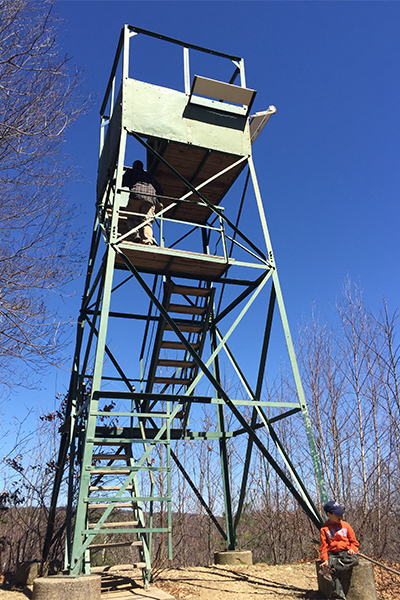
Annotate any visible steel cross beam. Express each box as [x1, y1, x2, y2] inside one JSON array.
[[247, 153, 328, 507], [212, 314, 323, 526], [130, 132, 268, 263], [116, 249, 324, 530], [210, 313, 323, 529], [43, 215, 105, 567]]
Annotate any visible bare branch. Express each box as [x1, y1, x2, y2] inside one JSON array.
[[0, 0, 90, 386]]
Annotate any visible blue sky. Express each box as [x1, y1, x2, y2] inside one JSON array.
[[55, 0, 399, 314], [2, 1, 400, 446]]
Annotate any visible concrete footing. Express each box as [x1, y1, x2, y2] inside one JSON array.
[[316, 559, 377, 600], [32, 574, 101, 600], [214, 550, 252, 566]]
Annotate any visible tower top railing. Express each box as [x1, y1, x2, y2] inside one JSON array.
[[100, 25, 249, 120]]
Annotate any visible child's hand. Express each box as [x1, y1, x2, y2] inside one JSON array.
[[320, 560, 329, 567], [347, 549, 356, 555]]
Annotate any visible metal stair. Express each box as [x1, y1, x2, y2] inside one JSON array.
[[146, 280, 214, 394], [75, 433, 154, 584], [73, 278, 214, 581]]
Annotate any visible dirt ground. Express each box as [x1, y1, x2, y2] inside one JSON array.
[[153, 562, 320, 599], [0, 561, 399, 600]]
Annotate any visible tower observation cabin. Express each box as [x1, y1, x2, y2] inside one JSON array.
[[44, 26, 327, 587]]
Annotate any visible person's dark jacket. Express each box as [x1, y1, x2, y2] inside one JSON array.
[[122, 167, 163, 196]]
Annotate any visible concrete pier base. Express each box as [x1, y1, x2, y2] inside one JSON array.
[[316, 559, 377, 600], [214, 550, 252, 566], [32, 574, 101, 600]]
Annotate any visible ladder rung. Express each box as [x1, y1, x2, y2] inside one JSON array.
[[165, 323, 202, 333], [154, 377, 191, 385], [89, 541, 143, 550], [88, 502, 136, 509], [160, 340, 200, 349], [91, 437, 170, 445], [157, 359, 194, 368], [168, 304, 206, 315], [89, 486, 134, 491], [89, 468, 131, 474], [93, 410, 170, 418], [90, 466, 168, 474], [88, 521, 138, 529], [92, 454, 129, 461], [172, 285, 210, 297], [92, 441, 129, 446], [91, 439, 130, 446], [89, 495, 169, 508]]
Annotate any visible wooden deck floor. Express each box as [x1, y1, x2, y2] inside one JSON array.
[[115, 241, 233, 281]]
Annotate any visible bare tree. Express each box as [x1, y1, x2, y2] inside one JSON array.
[[0, 0, 88, 386], [0, 398, 68, 573]]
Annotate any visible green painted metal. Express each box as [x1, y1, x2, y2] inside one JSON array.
[[120, 256, 324, 529], [234, 284, 276, 530], [123, 79, 250, 153], [44, 25, 328, 586], [211, 323, 235, 550], [272, 271, 328, 505], [248, 151, 328, 508], [170, 448, 227, 540]]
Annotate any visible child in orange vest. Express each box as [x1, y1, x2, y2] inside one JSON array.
[[320, 500, 360, 600]]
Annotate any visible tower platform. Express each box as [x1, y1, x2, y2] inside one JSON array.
[[114, 241, 233, 280]]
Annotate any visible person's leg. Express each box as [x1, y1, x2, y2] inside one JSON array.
[[328, 552, 359, 599], [139, 201, 156, 244], [125, 197, 141, 242], [125, 216, 141, 241], [337, 552, 359, 569], [328, 554, 346, 599]]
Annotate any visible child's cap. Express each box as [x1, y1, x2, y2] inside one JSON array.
[[324, 500, 345, 516]]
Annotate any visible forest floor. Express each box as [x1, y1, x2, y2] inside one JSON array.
[[153, 561, 321, 599], [0, 560, 399, 600]]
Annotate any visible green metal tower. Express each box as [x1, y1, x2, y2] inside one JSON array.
[[44, 26, 327, 586]]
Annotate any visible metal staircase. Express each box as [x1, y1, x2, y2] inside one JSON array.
[[147, 281, 213, 392], [67, 388, 166, 583], [81, 416, 154, 582], [62, 277, 216, 584]]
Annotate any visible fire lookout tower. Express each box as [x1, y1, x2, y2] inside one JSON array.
[[44, 26, 327, 586]]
